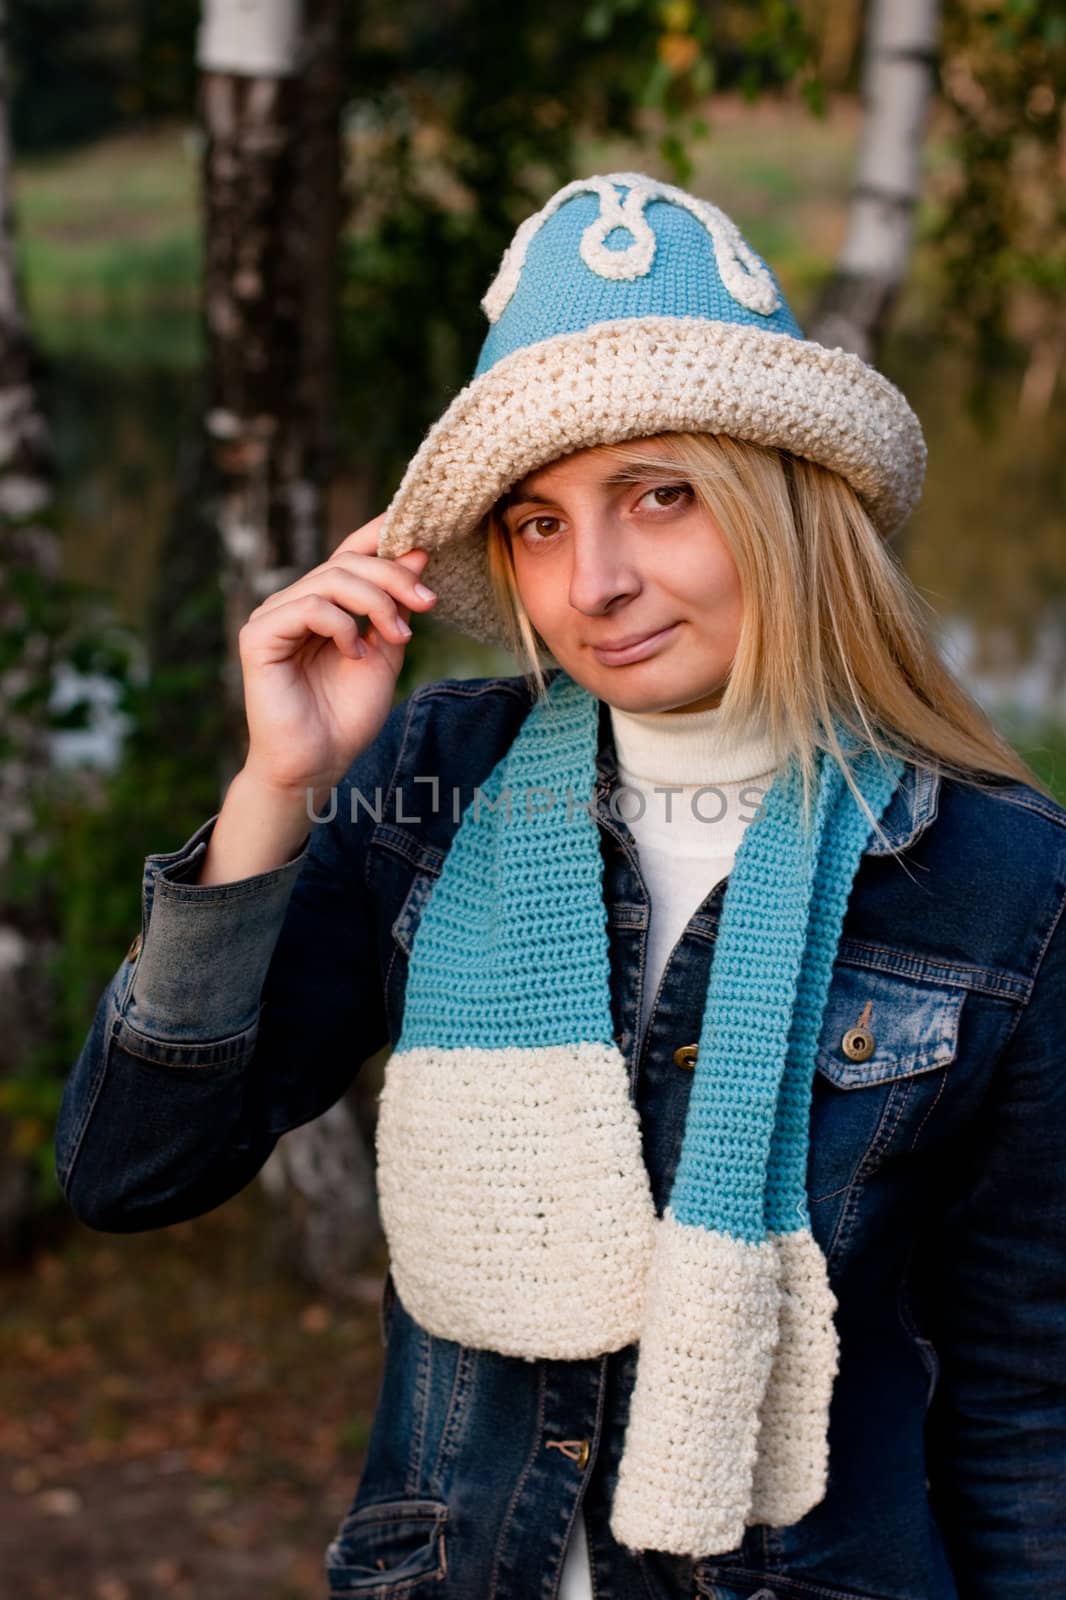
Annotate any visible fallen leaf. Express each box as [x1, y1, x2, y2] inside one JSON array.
[[35, 1486, 83, 1517]]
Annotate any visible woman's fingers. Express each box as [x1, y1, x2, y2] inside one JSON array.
[[256, 548, 433, 612], [253, 559, 437, 643], [250, 576, 417, 649], [242, 512, 437, 672], [240, 594, 368, 662], [329, 549, 436, 611]]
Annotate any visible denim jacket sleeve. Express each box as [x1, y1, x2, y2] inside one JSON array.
[[55, 694, 415, 1233], [924, 878, 1066, 1594]]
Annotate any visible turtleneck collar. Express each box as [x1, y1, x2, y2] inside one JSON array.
[[607, 699, 779, 787]]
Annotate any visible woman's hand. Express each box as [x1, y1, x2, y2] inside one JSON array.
[[236, 513, 437, 800]]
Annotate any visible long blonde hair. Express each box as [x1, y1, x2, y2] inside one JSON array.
[[483, 431, 1051, 845]]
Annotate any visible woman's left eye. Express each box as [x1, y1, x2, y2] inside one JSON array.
[[639, 484, 692, 510]]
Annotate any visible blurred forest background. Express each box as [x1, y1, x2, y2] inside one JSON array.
[[0, 0, 1064, 1595]]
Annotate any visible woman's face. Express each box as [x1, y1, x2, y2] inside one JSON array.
[[502, 439, 743, 714]]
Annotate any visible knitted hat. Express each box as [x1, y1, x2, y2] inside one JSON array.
[[374, 669, 905, 1555], [376, 171, 927, 655]]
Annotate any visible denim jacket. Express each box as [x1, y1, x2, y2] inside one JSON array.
[[56, 671, 1066, 1600]]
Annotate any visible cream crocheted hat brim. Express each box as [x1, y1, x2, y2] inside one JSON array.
[[376, 315, 927, 656]]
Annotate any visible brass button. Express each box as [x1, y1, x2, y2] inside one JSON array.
[[673, 1043, 698, 1070], [125, 931, 143, 962], [841, 1026, 875, 1062]]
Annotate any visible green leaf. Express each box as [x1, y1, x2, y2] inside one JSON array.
[[582, 3, 612, 40], [659, 130, 693, 185]]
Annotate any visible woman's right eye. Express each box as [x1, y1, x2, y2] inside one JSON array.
[[519, 516, 562, 541]]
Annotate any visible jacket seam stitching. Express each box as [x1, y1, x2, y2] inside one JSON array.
[[983, 786, 1066, 830], [834, 940, 1030, 1001], [489, 1360, 547, 1593], [59, 991, 120, 1194], [908, 1045, 953, 1148], [364, 691, 424, 895], [1023, 874, 1066, 1003], [110, 1015, 258, 1068], [413, 677, 531, 703], [372, 827, 445, 874]]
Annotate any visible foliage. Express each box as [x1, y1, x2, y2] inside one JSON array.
[[0, 595, 220, 1208], [1011, 718, 1066, 798], [0, 512, 105, 1211], [9, 0, 199, 152], [930, 0, 1066, 411]]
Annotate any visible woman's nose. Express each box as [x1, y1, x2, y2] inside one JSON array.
[[567, 522, 641, 615]]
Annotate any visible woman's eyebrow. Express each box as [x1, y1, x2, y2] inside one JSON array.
[[504, 464, 678, 508], [503, 483, 546, 506]]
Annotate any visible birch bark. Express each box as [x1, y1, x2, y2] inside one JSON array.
[[809, 0, 942, 364], [195, 0, 378, 1289]]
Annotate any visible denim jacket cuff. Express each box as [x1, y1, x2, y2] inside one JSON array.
[[125, 813, 311, 1042]]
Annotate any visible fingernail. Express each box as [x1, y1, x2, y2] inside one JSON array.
[[414, 583, 436, 602], [354, 638, 367, 658], [396, 619, 412, 639]]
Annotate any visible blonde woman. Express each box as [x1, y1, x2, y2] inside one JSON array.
[[59, 176, 1065, 1600]]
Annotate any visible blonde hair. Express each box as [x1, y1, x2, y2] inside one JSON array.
[[484, 431, 1052, 846]]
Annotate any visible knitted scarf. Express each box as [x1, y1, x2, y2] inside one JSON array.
[[375, 670, 904, 1557]]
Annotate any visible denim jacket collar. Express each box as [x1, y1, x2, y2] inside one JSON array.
[[592, 697, 941, 858]]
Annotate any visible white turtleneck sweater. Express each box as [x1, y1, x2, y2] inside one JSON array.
[[558, 697, 781, 1600]]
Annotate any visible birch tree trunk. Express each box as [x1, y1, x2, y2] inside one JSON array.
[[196, 0, 344, 781], [0, 0, 61, 1258], [808, 0, 942, 365], [191, 0, 380, 1293]]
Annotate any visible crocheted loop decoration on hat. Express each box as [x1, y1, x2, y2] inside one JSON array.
[[481, 172, 781, 322]]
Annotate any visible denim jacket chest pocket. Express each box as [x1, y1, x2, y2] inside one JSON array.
[[806, 963, 965, 1222]]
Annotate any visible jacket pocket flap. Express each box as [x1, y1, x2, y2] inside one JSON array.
[[815, 965, 964, 1089]]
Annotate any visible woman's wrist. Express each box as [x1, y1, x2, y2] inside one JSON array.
[[195, 765, 318, 885]]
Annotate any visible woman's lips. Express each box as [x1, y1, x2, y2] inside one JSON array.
[[590, 623, 679, 665]]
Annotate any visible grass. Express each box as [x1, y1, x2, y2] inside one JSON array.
[[14, 125, 203, 364]]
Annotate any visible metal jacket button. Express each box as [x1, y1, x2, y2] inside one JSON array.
[[673, 1043, 698, 1070], [841, 1026, 875, 1062], [125, 932, 142, 962]]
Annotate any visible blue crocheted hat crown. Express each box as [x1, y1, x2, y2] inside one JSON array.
[[474, 173, 804, 377]]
